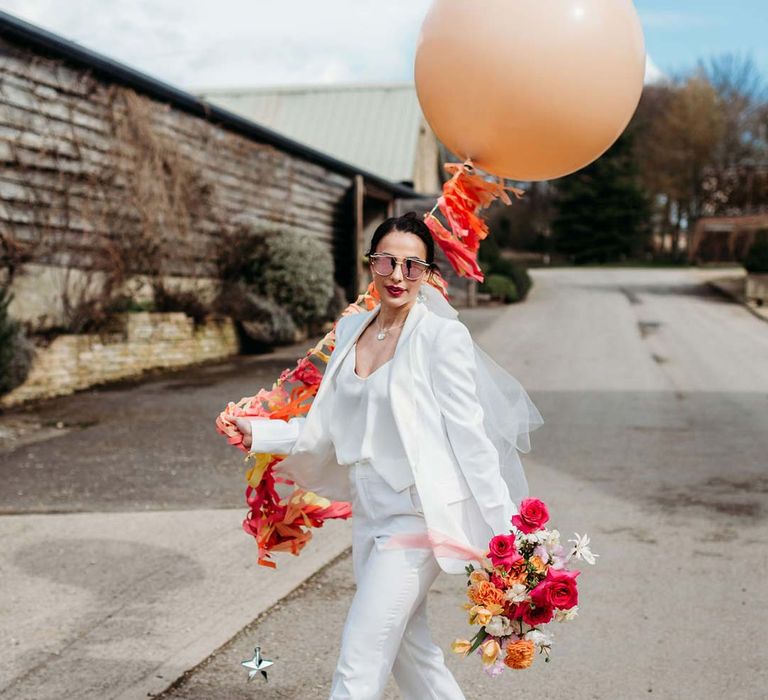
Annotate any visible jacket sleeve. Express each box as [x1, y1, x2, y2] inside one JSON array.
[[430, 319, 517, 536], [249, 416, 307, 454], [249, 314, 349, 455]]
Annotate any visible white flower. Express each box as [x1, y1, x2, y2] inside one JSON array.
[[567, 532, 599, 565], [554, 606, 579, 622], [504, 582, 528, 604], [524, 629, 553, 649], [544, 528, 561, 551], [520, 531, 545, 544], [485, 615, 513, 637]]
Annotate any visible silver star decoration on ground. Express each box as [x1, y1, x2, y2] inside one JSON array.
[[241, 646, 274, 681]]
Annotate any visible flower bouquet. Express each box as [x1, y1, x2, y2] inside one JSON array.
[[450, 497, 598, 674]]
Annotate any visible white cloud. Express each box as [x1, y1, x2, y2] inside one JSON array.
[[644, 54, 667, 85], [0, 0, 433, 89], [0, 2, 677, 94]]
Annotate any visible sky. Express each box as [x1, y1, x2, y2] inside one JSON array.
[[0, 1, 766, 91]]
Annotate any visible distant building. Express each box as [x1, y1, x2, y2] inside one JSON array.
[[688, 213, 768, 263], [196, 83, 445, 195]]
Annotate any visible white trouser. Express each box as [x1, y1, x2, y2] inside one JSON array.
[[328, 459, 466, 700]]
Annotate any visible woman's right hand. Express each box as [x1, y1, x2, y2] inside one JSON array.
[[233, 416, 254, 449]]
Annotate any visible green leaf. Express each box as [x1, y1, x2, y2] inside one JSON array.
[[467, 628, 489, 656]]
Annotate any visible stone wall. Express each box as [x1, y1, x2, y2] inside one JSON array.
[[746, 273, 768, 305], [1, 312, 238, 407]]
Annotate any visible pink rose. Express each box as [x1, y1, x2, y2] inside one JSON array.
[[490, 573, 507, 589], [511, 498, 550, 533], [488, 534, 520, 569], [530, 567, 580, 610], [508, 602, 527, 619], [522, 602, 554, 626]]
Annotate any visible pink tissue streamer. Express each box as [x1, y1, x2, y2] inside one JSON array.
[[380, 527, 490, 562]]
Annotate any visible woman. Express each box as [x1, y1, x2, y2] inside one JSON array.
[[236, 212, 542, 699]]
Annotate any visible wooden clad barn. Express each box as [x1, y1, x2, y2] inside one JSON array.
[[0, 11, 449, 331]]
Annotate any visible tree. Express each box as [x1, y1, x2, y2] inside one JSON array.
[[697, 52, 767, 167], [696, 53, 768, 217], [551, 130, 652, 264], [631, 54, 767, 256], [485, 180, 555, 251]]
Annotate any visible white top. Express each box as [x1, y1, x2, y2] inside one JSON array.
[[328, 342, 412, 490]]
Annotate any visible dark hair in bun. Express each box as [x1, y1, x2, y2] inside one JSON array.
[[365, 211, 436, 266]]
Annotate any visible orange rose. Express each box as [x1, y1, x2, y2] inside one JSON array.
[[468, 605, 494, 626], [469, 580, 507, 608], [506, 558, 527, 578], [505, 570, 528, 587], [469, 570, 490, 585], [504, 639, 535, 669], [530, 555, 548, 574]]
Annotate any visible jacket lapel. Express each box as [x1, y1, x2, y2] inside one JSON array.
[[321, 299, 426, 389], [388, 300, 427, 469]]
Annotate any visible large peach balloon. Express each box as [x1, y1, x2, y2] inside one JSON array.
[[414, 0, 646, 181]]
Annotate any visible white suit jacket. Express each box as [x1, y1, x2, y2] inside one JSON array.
[[250, 298, 519, 574]]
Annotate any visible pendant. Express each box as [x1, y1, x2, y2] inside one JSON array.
[[376, 331, 386, 340]]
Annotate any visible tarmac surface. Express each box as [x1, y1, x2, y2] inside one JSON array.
[[1, 266, 766, 699]]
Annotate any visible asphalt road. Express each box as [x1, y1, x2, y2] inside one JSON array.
[[0, 348, 312, 514], [1, 266, 766, 699]]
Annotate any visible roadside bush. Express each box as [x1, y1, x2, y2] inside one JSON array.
[[239, 294, 299, 346], [215, 220, 270, 287], [214, 222, 336, 347], [151, 283, 210, 326], [215, 281, 298, 348], [744, 230, 768, 274], [58, 261, 126, 334], [478, 235, 533, 301], [487, 257, 532, 300], [510, 263, 532, 300], [481, 274, 519, 303], [0, 286, 35, 394], [326, 283, 349, 321], [259, 230, 335, 327]]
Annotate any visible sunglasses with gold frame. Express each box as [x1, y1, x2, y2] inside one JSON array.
[[365, 252, 434, 281]]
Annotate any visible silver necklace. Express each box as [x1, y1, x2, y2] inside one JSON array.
[[375, 316, 406, 341]]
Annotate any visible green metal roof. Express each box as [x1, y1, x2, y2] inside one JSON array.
[[197, 83, 425, 186]]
